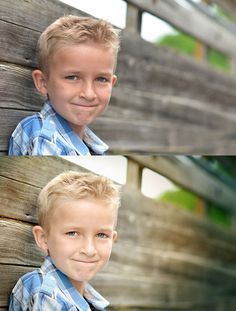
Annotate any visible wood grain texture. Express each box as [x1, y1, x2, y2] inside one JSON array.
[[127, 156, 236, 214], [210, 0, 236, 21], [1, 216, 236, 308], [0, 157, 236, 309], [1, 0, 88, 32], [126, 0, 236, 58], [0, 156, 88, 187], [1, 0, 236, 154]]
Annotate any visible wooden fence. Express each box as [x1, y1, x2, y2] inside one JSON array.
[[1, 156, 236, 310], [1, 0, 236, 154]]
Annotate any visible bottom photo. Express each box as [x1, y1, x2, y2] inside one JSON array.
[[0, 156, 236, 311]]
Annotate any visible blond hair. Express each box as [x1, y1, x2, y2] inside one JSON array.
[[37, 171, 120, 231], [36, 15, 120, 73]]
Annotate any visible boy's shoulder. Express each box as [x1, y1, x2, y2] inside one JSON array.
[[9, 259, 70, 310], [11, 261, 58, 298], [13, 101, 57, 139], [14, 112, 57, 140], [8, 103, 61, 155]]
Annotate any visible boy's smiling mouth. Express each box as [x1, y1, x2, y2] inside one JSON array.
[[72, 259, 98, 264], [70, 102, 98, 108]]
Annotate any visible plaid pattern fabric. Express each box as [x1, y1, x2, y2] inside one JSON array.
[[9, 256, 109, 311], [8, 101, 108, 156]]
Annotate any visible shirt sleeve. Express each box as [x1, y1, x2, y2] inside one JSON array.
[[30, 292, 65, 311], [30, 136, 63, 156], [8, 136, 23, 155], [9, 292, 67, 311], [8, 116, 66, 156]]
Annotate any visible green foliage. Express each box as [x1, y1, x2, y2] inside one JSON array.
[[207, 48, 230, 71], [157, 188, 198, 212], [158, 32, 196, 56], [157, 188, 231, 227], [207, 202, 231, 226], [157, 32, 229, 71]]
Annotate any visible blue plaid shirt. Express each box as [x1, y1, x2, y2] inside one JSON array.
[[9, 256, 109, 311], [8, 101, 108, 156]]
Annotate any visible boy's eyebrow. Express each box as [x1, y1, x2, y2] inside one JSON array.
[[63, 225, 114, 231], [63, 70, 113, 76]]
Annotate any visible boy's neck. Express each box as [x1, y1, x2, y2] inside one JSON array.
[[69, 277, 85, 295], [69, 123, 85, 139]]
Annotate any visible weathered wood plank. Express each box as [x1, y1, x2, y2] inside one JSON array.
[[0, 156, 88, 187], [119, 31, 236, 88], [1, 157, 236, 309], [3, 63, 236, 127], [0, 0, 88, 32], [116, 53, 236, 113], [1, 262, 236, 309], [0, 219, 43, 265], [0, 20, 38, 67], [0, 109, 33, 153], [91, 117, 236, 154], [128, 156, 236, 214], [120, 188, 236, 261], [1, 217, 236, 279], [0, 64, 43, 109], [0, 264, 35, 307], [1, 107, 236, 154], [93, 272, 236, 309], [0, 176, 38, 223], [2, 218, 235, 285], [126, 0, 236, 58], [2, 5, 236, 154], [1, 163, 236, 264], [1, 107, 230, 155], [212, 0, 236, 21]]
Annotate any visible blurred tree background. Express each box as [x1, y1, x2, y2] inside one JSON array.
[[155, 156, 236, 228], [157, 32, 229, 71], [155, 1, 234, 72]]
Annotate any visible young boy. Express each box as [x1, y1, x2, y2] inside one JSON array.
[[9, 171, 120, 310], [8, 15, 120, 155]]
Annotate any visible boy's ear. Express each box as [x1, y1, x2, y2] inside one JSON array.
[[112, 230, 118, 243], [32, 225, 48, 253], [32, 69, 48, 96], [112, 75, 117, 87]]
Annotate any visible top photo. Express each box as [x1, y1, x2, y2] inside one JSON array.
[[1, 0, 236, 155]]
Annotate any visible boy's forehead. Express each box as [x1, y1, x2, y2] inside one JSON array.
[[47, 42, 117, 73], [53, 197, 117, 211], [49, 197, 118, 225], [51, 41, 117, 58]]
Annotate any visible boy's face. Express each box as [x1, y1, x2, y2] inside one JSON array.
[[33, 42, 117, 138], [34, 198, 117, 294]]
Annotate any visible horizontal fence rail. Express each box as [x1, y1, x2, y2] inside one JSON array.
[[1, 0, 236, 154], [0, 156, 236, 310]]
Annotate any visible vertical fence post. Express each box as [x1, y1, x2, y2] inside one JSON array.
[[230, 57, 236, 77], [126, 158, 142, 190], [194, 41, 208, 63], [126, 2, 142, 35]]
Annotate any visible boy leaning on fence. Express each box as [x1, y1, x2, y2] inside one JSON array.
[[8, 15, 120, 156], [9, 171, 120, 310]]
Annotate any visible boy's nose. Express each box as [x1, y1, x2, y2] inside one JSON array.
[[79, 82, 96, 102], [79, 238, 97, 257]]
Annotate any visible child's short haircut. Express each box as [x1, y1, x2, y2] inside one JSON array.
[[37, 15, 121, 73], [37, 171, 121, 231]]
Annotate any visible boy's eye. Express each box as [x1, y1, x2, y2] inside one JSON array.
[[96, 77, 109, 83], [66, 231, 78, 237], [97, 232, 109, 239], [65, 75, 78, 81]]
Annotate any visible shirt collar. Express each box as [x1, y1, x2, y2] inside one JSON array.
[[40, 101, 109, 155], [42, 256, 109, 310]]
